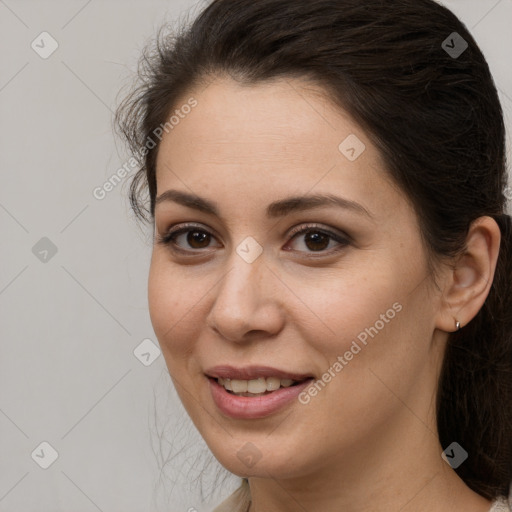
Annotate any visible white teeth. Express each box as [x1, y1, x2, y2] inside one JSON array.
[[231, 379, 248, 393], [247, 378, 267, 394], [216, 376, 300, 394], [266, 377, 281, 391]]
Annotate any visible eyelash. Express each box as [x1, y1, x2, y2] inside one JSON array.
[[156, 222, 350, 257]]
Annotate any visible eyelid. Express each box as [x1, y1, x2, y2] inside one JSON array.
[[283, 223, 351, 255], [286, 222, 351, 242], [156, 222, 222, 252], [156, 221, 351, 255]]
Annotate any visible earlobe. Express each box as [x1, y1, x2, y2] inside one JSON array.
[[436, 216, 501, 333]]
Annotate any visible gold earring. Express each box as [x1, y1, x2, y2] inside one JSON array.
[[455, 319, 461, 331]]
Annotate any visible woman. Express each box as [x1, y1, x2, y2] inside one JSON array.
[[115, 0, 512, 510]]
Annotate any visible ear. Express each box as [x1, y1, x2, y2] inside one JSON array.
[[436, 216, 501, 333]]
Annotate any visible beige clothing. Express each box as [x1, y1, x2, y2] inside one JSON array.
[[212, 480, 250, 512], [492, 492, 512, 512], [213, 479, 512, 512]]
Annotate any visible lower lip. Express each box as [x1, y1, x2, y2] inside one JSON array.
[[207, 377, 313, 419]]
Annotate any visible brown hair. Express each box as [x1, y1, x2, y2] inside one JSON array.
[[115, 0, 512, 500]]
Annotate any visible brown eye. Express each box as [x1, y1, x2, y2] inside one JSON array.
[[303, 232, 330, 251], [187, 230, 211, 248], [284, 225, 350, 255], [157, 224, 222, 253]]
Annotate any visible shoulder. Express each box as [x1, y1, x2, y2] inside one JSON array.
[[212, 479, 251, 512], [211, 481, 512, 512], [489, 484, 512, 512], [489, 497, 511, 512]]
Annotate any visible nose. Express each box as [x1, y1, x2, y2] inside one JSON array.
[[206, 253, 286, 343]]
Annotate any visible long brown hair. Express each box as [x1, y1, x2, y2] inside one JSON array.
[[115, 0, 512, 500]]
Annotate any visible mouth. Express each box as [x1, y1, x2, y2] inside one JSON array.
[[214, 376, 307, 397], [204, 365, 315, 418]]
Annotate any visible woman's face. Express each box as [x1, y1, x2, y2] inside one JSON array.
[[149, 76, 446, 480]]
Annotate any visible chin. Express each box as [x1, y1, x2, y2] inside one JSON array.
[[203, 432, 314, 480]]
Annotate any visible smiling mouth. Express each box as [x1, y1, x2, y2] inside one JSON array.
[[215, 376, 310, 397]]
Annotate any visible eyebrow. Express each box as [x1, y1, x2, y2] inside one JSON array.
[[154, 189, 374, 219]]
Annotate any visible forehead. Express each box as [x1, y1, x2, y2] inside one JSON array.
[[159, 76, 349, 152], [154, 76, 402, 220]]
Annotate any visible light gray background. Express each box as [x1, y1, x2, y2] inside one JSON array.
[[1, 1, 511, 511]]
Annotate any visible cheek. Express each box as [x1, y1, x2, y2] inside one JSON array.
[[316, 275, 432, 416], [147, 255, 205, 365], [292, 249, 431, 399], [285, 261, 404, 356]]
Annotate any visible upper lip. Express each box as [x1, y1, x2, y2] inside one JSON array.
[[204, 365, 314, 381]]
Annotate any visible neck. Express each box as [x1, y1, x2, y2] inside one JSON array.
[[247, 406, 492, 512]]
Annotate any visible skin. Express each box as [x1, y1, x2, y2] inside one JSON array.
[[148, 76, 501, 512]]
